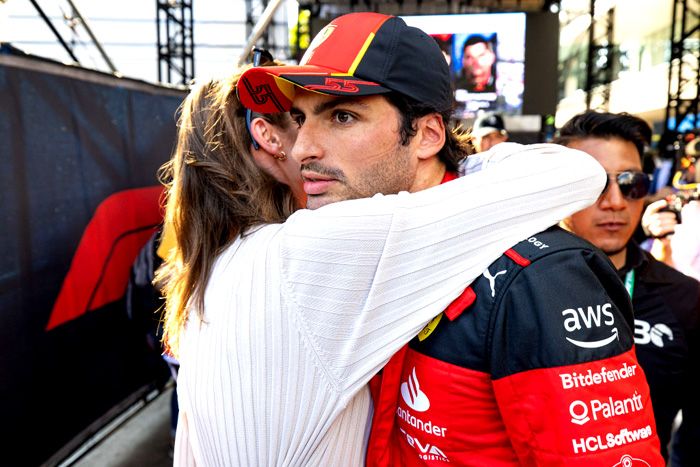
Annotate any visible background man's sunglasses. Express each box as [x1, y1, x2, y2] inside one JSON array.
[[245, 48, 273, 150], [602, 171, 652, 200]]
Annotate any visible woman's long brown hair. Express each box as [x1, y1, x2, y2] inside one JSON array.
[[156, 67, 296, 356]]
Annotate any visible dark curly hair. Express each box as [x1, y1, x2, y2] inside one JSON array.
[[384, 92, 472, 172]]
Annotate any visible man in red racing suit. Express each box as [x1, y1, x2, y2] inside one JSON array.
[[367, 224, 664, 466]]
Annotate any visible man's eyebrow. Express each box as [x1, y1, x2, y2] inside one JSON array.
[[290, 96, 370, 117]]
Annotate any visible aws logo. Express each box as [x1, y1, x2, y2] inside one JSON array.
[[562, 303, 619, 349]]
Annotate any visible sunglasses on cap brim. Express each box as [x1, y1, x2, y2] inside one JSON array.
[[602, 171, 652, 200], [245, 48, 274, 150]]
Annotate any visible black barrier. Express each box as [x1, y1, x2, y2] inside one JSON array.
[[0, 51, 186, 466]]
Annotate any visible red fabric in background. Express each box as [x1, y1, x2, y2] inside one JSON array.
[[46, 186, 165, 330]]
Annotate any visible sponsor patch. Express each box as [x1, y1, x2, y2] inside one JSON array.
[[418, 313, 443, 341], [399, 428, 450, 463], [571, 425, 654, 454], [562, 303, 619, 349], [634, 319, 673, 347], [559, 363, 637, 389], [569, 391, 644, 426], [401, 367, 430, 412]]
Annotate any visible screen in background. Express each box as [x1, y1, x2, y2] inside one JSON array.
[[401, 13, 526, 119]]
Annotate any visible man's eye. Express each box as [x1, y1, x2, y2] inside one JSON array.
[[334, 111, 354, 124], [292, 115, 305, 127]]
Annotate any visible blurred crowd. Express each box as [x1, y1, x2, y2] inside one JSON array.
[[641, 133, 700, 281]]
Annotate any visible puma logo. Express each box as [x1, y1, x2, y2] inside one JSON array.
[[483, 268, 507, 297]]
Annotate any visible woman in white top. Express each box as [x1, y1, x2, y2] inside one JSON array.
[[157, 65, 605, 466]]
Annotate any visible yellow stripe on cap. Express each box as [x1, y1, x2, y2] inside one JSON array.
[[273, 74, 333, 98], [272, 75, 297, 102], [348, 32, 375, 76]]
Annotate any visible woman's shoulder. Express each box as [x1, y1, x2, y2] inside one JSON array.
[[222, 223, 285, 259], [207, 223, 286, 292]]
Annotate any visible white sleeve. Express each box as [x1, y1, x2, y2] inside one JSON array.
[[279, 142, 606, 397], [459, 141, 532, 174]]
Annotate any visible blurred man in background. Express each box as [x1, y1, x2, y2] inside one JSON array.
[[471, 112, 508, 153]]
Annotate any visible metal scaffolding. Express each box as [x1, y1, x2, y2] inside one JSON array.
[[665, 0, 700, 133], [585, 0, 614, 111], [239, 0, 287, 65], [245, 0, 271, 50], [156, 0, 194, 85], [28, 0, 117, 73]]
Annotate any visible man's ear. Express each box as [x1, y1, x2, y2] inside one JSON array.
[[250, 117, 283, 155], [413, 113, 446, 161]]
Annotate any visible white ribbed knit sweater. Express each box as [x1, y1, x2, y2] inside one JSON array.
[[173, 143, 606, 466]]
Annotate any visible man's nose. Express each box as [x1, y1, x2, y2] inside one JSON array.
[[291, 121, 323, 165], [599, 178, 627, 210]]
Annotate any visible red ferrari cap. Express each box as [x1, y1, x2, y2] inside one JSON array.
[[237, 12, 452, 114]]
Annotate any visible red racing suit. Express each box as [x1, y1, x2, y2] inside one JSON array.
[[367, 226, 664, 466]]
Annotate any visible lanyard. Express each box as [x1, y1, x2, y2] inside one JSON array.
[[624, 269, 635, 298]]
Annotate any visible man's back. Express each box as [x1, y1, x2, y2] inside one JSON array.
[[368, 226, 664, 466]]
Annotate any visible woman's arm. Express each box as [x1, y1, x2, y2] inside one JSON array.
[[279, 142, 605, 396]]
